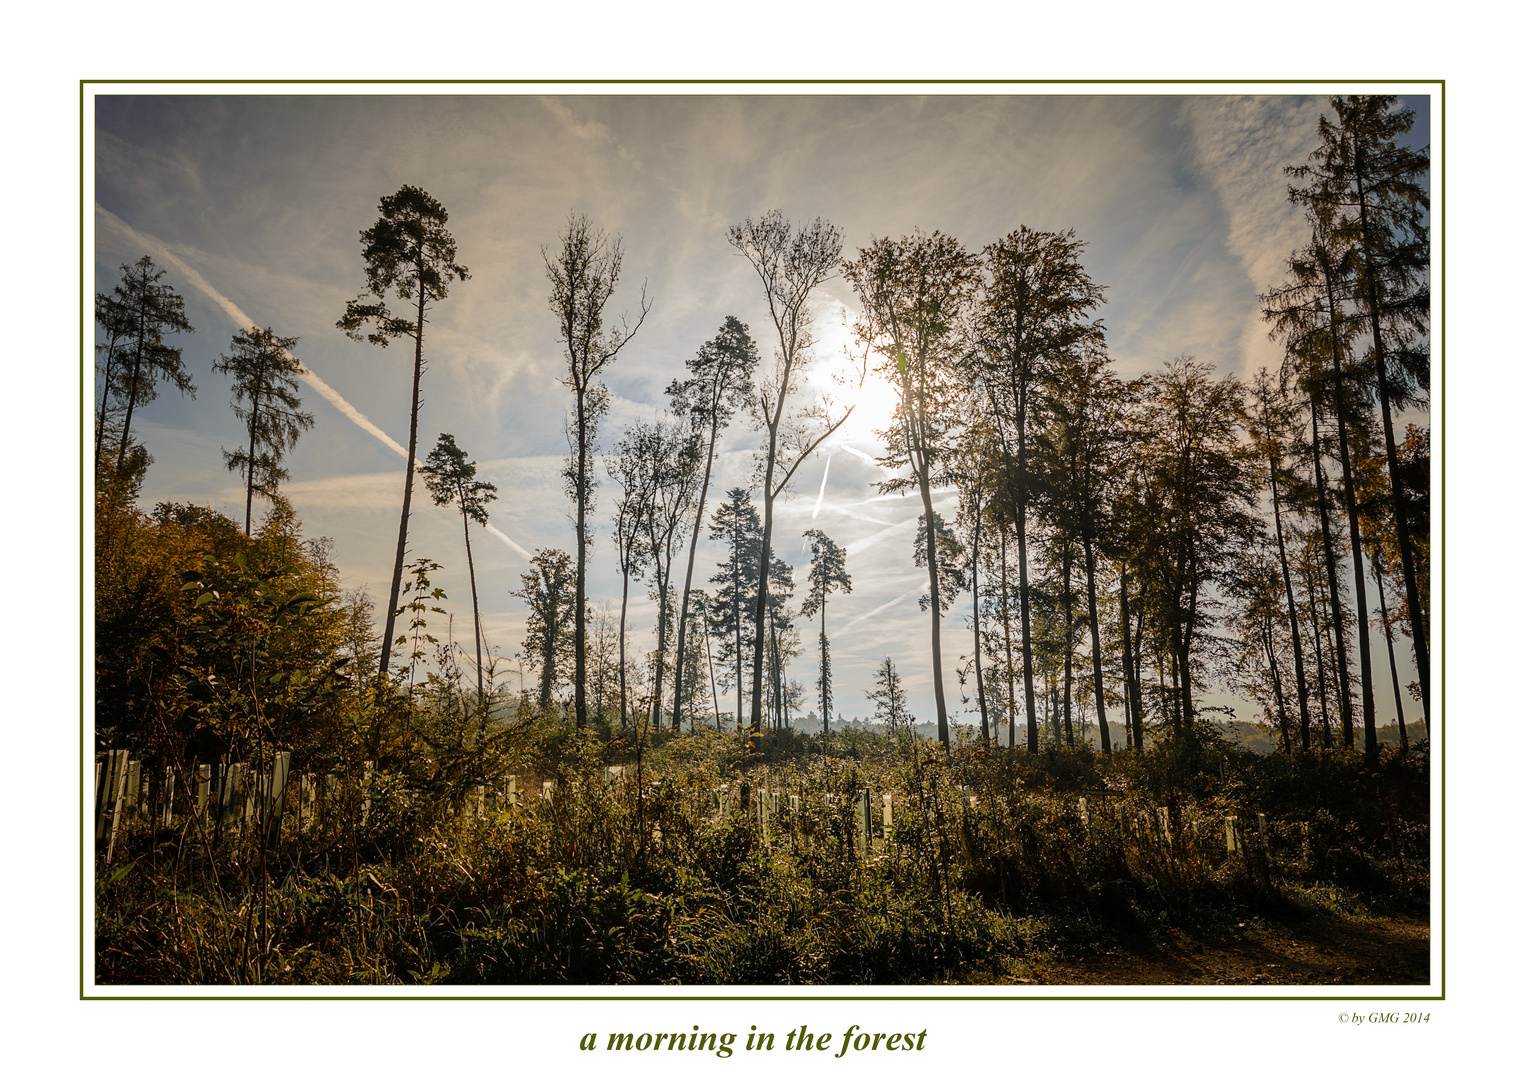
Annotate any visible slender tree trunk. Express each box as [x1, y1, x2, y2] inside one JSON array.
[[574, 390, 589, 730], [1263, 616, 1292, 754], [1323, 280, 1379, 762], [1268, 443, 1313, 751], [1174, 619, 1196, 737], [1015, 417, 1039, 752], [96, 331, 123, 465], [1168, 646, 1181, 731], [116, 297, 151, 473], [702, 601, 722, 731], [768, 611, 780, 730], [914, 435, 951, 748], [1120, 567, 1144, 752], [672, 421, 721, 728], [1310, 406, 1354, 747], [1355, 167, 1430, 722], [375, 287, 428, 701], [750, 458, 779, 738], [1083, 534, 1110, 754], [1001, 528, 1017, 750], [651, 551, 671, 730], [244, 382, 262, 536], [972, 505, 990, 745], [617, 569, 632, 730], [1062, 545, 1074, 746], [734, 545, 745, 732], [1374, 556, 1409, 750], [819, 600, 831, 732], [1302, 556, 1334, 749], [460, 503, 484, 724]]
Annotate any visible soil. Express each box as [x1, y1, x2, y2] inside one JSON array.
[[1014, 913, 1431, 987]]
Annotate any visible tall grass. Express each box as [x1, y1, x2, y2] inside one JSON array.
[[95, 726, 1428, 985]]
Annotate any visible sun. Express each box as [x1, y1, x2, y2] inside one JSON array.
[[808, 300, 903, 447]]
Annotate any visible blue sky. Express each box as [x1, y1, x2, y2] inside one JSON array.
[[91, 89, 1430, 732]]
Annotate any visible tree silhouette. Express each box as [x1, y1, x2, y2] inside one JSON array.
[[970, 228, 1105, 751], [1135, 357, 1258, 741], [607, 424, 660, 729], [639, 416, 703, 729], [513, 549, 576, 710], [1039, 338, 1128, 753], [868, 656, 913, 739], [214, 326, 314, 536], [545, 212, 649, 730], [729, 210, 859, 739], [707, 488, 763, 728], [1264, 203, 1379, 754], [420, 433, 498, 723], [96, 255, 195, 474], [1243, 367, 1315, 751], [666, 317, 760, 729], [337, 186, 469, 699], [1288, 94, 1430, 737], [800, 528, 850, 734], [844, 229, 978, 748]]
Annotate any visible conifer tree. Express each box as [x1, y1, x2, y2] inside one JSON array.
[[800, 529, 851, 734], [1288, 94, 1430, 735], [666, 317, 760, 728], [97, 255, 196, 473], [214, 326, 314, 536], [868, 656, 913, 739], [338, 186, 469, 699], [421, 433, 498, 722], [707, 488, 763, 726]]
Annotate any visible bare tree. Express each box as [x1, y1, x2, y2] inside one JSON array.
[[728, 210, 861, 739], [544, 213, 649, 730]]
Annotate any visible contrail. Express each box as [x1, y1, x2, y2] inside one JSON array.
[[811, 452, 833, 519], [96, 207, 531, 560], [840, 591, 914, 635], [836, 441, 880, 465], [843, 490, 960, 558], [485, 523, 533, 560], [844, 515, 917, 558]]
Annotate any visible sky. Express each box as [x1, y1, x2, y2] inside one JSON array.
[[90, 88, 1431, 734]]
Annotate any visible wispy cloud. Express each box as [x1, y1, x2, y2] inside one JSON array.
[[839, 591, 915, 635], [99, 207, 411, 454]]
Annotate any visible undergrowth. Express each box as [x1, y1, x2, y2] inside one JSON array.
[[94, 728, 1428, 985]]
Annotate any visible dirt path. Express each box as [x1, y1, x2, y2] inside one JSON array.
[[1021, 914, 1430, 987]]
